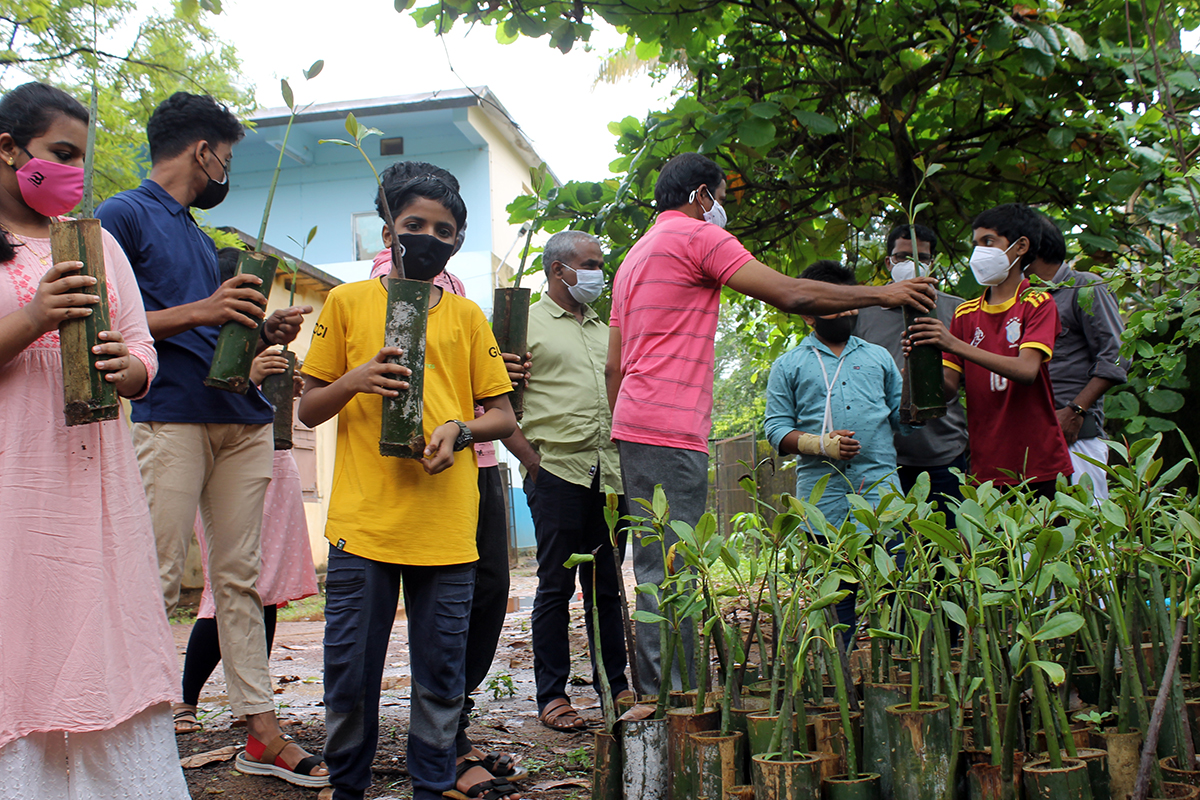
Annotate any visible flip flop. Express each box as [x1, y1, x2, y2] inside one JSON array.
[[470, 753, 529, 783], [444, 759, 521, 800], [172, 703, 202, 735]]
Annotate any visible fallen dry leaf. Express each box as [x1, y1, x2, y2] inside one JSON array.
[[180, 745, 239, 769], [618, 704, 656, 723], [528, 778, 589, 791]]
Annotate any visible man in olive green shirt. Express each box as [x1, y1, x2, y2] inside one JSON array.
[[503, 230, 631, 731]]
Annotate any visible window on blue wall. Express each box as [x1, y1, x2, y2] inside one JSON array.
[[352, 212, 380, 261]]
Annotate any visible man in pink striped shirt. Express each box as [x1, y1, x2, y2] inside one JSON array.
[[606, 152, 936, 693]]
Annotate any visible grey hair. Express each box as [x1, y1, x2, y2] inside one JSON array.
[[542, 230, 601, 276]]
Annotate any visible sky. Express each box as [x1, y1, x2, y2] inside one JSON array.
[[207, 0, 676, 185]]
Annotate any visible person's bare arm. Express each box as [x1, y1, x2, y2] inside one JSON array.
[[297, 347, 411, 428], [146, 274, 268, 342], [421, 393, 517, 476], [907, 318, 1044, 386], [942, 366, 962, 400], [605, 325, 623, 412], [724, 259, 937, 315], [501, 424, 541, 480], [1056, 376, 1117, 444]]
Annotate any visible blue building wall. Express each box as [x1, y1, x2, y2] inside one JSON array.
[[204, 104, 495, 301]]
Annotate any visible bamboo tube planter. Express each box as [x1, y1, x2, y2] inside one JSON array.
[[260, 350, 296, 450], [491, 286, 530, 419], [900, 305, 947, 423], [205, 252, 278, 393], [379, 278, 432, 458], [51, 219, 119, 426]]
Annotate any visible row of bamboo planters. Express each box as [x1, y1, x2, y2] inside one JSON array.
[[590, 657, 1200, 800], [580, 434, 1200, 800]]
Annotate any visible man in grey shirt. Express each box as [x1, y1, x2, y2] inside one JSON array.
[[857, 224, 970, 517], [1026, 214, 1128, 500]]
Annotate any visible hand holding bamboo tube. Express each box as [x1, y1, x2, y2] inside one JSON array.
[[91, 329, 147, 397]]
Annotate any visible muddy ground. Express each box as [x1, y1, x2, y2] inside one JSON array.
[[174, 558, 624, 800]]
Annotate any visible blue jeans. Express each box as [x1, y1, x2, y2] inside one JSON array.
[[322, 546, 475, 800]]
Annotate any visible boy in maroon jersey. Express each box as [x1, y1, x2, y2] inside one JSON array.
[[905, 203, 1072, 497]]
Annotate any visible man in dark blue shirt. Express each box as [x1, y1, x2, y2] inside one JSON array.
[[98, 92, 325, 789]]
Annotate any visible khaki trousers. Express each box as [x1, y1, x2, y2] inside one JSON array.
[[132, 422, 275, 716]]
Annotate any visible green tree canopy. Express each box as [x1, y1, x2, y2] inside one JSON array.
[[1, 0, 252, 201]]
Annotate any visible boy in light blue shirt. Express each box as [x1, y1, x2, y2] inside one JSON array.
[[764, 260, 907, 642]]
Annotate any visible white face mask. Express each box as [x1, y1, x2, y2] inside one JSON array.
[[889, 259, 917, 283], [689, 187, 727, 229], [969, 240, 1020, 286], [562, 265, 605, 304]]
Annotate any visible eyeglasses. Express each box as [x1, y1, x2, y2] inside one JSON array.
[[888, 253, 934, 264]]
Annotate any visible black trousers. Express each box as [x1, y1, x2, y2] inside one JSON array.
[[526, 467, 630, 711], [456, 465, 511, 755]]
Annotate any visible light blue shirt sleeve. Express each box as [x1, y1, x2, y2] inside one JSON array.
[[764, 354, 798, 454]]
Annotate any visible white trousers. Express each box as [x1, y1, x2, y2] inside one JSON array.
[[0, 703, 188, 800], [1069, 437, 1110, 503]]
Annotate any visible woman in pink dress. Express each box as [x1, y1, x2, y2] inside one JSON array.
[[174, 338, 319, 733], [0, 82, 188, 798]]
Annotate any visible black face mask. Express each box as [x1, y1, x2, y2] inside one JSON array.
[[813, 315, 857, 344], [191, 155, 230, 210], [394, 233, 455, 281]]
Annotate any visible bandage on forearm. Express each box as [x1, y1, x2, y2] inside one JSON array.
[[793, 432, 842, 458]]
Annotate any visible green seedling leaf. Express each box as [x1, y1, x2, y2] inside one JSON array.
[[563, 553, 594, 568], [281, 78, 294, 110], [909, 607, 932, 632], [941, 600, 968, 628], [318, 138, 354, 147], [868, 628, 909, 642], [345, 111, 359, 139], [306, 225, 318, 245], [631, 610, 668, 625], [1029, 660, 1066, 685], [808, 589, 852, 614], [652, 485, 668, 520], [305, 60, 324, 80], [1032, 612, 1086, 642]]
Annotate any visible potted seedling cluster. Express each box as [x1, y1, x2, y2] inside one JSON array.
[[589, 432, 1198, 800]]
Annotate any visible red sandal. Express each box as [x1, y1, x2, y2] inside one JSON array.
[[235, 733, 330, 788]]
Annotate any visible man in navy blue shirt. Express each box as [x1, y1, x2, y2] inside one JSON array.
[[98, 93, 326, 789]]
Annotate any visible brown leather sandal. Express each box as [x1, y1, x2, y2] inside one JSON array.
[[538, 697, 587, 731]]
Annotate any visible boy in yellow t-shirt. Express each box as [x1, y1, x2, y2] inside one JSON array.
[[299, 175, 516, 800]]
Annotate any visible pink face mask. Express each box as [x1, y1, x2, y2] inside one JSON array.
[[15, 153, 85, 217]]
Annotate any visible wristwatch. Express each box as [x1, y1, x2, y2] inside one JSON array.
[[1067, 401, 1086, 416], [448, 420, 473, 452]]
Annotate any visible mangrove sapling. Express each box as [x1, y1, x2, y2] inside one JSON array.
[[492, 162, 550, 420], [321, 113, 433, 458], [564, 549, 618, 735], [1132, 615, 1191, 800], [261, 225, 318, 450], [207, 61, 323, 394], [602, 486, 641, 697], [54, 9, 117, 425], [881, 157, 947, 424]]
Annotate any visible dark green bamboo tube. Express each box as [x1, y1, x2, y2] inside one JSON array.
[[205, 251, 278, 394], [822, 773, 881, 800], [491, 287, 529, 419], [379, 278, 432, 459], [593, 731, 622, 800], [1077, 748, 1111, 800], [1150, 783, 1200, 800], [751, 752, 822, 800], [1022, 757, 1094, 800], [901, 306, 947, 423], [51, 219, 118, 426], [691, 730, 747, 799], [885, 701, 953, 800], [260, 349, 296, 450], [813, 711, 862, 772], [1160, 756, 1200, 788], [668, 706, 720, 800], [863, 683, 908, 799]]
